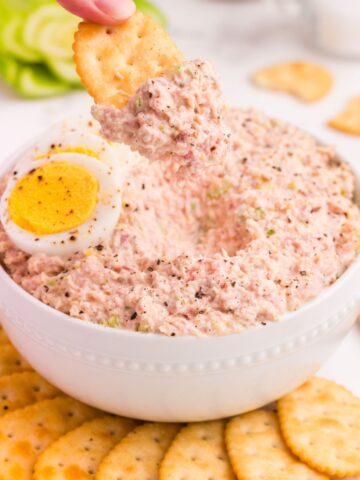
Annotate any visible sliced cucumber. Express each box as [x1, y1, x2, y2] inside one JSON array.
[[23, 4, 79, 60], [1, 16, 41, 62], [46, 57, 82, 86], [0, 55, 20, 85], [16, 64, 70, 98], [135, 0, 167, 28]]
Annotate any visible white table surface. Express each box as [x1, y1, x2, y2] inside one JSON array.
[[0, 0, 359, 394]]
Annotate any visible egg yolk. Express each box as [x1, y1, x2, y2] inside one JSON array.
[[9, 161, 99, 235]]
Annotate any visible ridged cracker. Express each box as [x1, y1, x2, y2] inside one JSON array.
[[160, 420, 235, 480], [226, 410, 328, 480], [0, 371, 60, 418], [34, 415, 137, 480], [328, 96, 360, 135], [0, 344, 32, 377], [252, 61, 332, 102], [278, 377, 360, 477], [97, 422, 180, 480], [73, 11, 183, 108], [0, 395, 99, 480]]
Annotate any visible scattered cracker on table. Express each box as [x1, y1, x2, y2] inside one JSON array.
[[328, 96, 360, 135], [0, 344, 32, 377], [98, 422, 180, 480], [0, 395, 99, 480], [226, 410, 328, 480], [34, 415, 137, 480], [0, 371, 60, 418], [73, 11, 183, 108], [252, 61, 333, 102], [160, 420, 235, 480], [278, 377, 360, 478]]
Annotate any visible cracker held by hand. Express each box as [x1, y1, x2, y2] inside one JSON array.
[[252, 61, 332, 102], [278, 377, 360, 477], [34, 415, 137, 480], [98, 422, 180, 480], [0, 344, 32, 377], [73, 11, 183, 108], [328, 96, 360, 135], [226, 410, 327, 480], [0, 371, 59, 418], [160, 420, 235, 480], [0, 396, 99, 480]]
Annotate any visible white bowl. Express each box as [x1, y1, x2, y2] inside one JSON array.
[[0, 137, 359, 422]]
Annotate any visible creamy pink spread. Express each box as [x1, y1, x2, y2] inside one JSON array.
[[1, 60, 360, 337], [92, 60, 230, 173]]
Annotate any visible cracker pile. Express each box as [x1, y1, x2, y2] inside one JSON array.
[[0, 326, 359, 480]]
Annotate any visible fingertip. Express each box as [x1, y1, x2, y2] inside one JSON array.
[[94, 0, 136, 22]]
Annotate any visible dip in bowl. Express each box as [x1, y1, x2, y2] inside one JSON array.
[[0, 115, 359, 421]]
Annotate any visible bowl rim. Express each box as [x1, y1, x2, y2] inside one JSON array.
[[0, 127, 359, 343]]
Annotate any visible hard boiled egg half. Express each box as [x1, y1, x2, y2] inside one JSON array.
[[0, 125, 130, 256]]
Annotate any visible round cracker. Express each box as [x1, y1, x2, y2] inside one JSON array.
[[252, 61, 333, 102], [73, 11, 183, 108], [0, 344, 32, 377], [328, 96, 360, 135], [278, 377, 360, 477], [160, 420, 235, 480], [97, 422, 181, 480], [0, 396, 99, 480], [226, 410, 328, 480], [0, 371, 59, 418], [34, 415, 137, 480]]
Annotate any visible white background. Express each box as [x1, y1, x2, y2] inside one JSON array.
[[0, 0, 359, 393]]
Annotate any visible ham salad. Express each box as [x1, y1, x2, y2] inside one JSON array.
[[1, 60, 359, 336]]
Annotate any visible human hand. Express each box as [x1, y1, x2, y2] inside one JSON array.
[[57, 0, 136, 25]]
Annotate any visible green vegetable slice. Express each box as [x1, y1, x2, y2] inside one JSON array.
[[23, 3, 79, 60], [135, 0, 167, 27], [0, 55, 20, 85], [1, 16, 41, 62], [16, 64, 70, 98], [46, 57, 82, 86]]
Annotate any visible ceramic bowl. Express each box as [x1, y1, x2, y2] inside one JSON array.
[[0, 136, 359, 422]]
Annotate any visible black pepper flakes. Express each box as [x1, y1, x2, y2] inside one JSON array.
[[195, 288, 205, 299], [95, 245, 104, 251], [130, 312, 138, 320]]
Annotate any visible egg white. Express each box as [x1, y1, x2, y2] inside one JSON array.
[[0, 153, 123, 256]]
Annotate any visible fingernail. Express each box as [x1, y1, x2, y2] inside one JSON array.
[[94, 0, 136, 20]]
